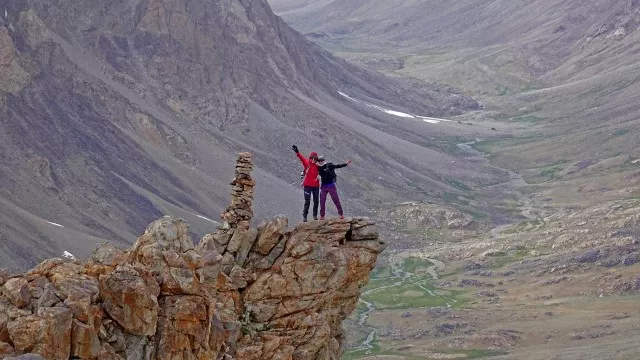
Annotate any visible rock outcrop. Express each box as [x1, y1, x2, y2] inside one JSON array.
[[0, 153, 384, 360]]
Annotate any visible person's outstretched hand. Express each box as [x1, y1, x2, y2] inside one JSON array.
[[292, 145, 299, 153], [346, 160, 352, 165]]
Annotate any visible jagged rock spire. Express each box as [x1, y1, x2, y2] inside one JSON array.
[[0, 152, 385, 360]]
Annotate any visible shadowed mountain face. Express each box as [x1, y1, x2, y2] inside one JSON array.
[[0, 0, 506, 270]]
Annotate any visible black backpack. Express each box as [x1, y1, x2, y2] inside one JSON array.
[[319, 164, 338, 184], [328, 166, 338, 183]]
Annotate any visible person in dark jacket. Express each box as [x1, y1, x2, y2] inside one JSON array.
[[292, 145, 320, 222], [316, 155, 351, 220]]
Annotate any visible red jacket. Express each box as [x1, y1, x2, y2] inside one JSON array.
[[297, 152, 320, 187]]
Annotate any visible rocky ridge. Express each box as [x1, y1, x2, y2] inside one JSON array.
[[0, 153, 385, 360]]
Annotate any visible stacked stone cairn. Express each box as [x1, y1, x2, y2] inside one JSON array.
[[224, 151, 255, 224], [201, 152, 259, 267]]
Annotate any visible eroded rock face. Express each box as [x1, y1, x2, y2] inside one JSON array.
[[99, 265, 160, 336], [0, 27, 32, 94], [0, 153, 384, 359]]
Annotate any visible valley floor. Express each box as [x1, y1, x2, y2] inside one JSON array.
[[343, 197, 640, 360]]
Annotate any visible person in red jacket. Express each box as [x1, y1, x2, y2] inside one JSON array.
[[292, 145, 320, 222]]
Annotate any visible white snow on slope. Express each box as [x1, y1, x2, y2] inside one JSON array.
[[337, 91, 357, 101], [196, 215, 216, 223], [419, 116, 448, 124], [338, 91, 451, 124], [374, 107, 415, 118], [46, 221, 64, 227], [62, 251, 76, 260]]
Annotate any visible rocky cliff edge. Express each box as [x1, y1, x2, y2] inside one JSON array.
[[0, 153, 385, 360]]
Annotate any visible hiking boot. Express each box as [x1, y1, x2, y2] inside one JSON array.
[[340, 215, 344, 220], [303, 217, 308, 223], [320, 216, 325, 220], [313, 217, 318, 221]]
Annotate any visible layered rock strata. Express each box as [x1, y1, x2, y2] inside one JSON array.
[[0, 153, 384, 359]]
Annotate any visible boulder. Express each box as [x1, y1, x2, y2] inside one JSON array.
[[36, 307, 73, 360], [71, 319, 101, 358], [3, 278, 31, 308], [133, 217, 194, 265], [99, 266, 160, 336], [48, 264, 99, 302], [227, 226, 250, 253], [350, 222, 379, 241], [35, 283, 60, 309], [7, 315, 42, 354], [255, 216, 288, 255], [235, 228, 259, 266], [156, 295, 210, 359], [7, 307, 73, 360], [160, 267, 199, 295]]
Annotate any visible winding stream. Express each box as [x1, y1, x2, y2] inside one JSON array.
[[352, 258, 443, 353]]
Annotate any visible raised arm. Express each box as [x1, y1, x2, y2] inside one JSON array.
[[330, 160, 351, 169], [292, 145, 308, 167]]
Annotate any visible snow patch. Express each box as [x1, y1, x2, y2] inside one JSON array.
[[375, 107, 415, 118], [4, 9, 7, 18], [338, 91, 450, 124], [196, 215, 216, 223], [418, 116, 450, 124], [337, 91, 357, 101], [384, 110, 415, 118], [62, 251, 76, 260], [45, 221, 64, 227]]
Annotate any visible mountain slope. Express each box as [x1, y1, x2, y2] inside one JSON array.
[[0, 0, 508, 270], [273, 0, 640, 86], [272, 0, 640, 207]]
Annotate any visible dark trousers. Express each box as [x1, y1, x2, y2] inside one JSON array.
[[303, 186, 319, 220], [320, 183, 343, 217]]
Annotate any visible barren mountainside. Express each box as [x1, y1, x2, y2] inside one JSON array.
[[272, 0, 640, 81], [272, 0, 640, 208], [0, 0, 504, 270]]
